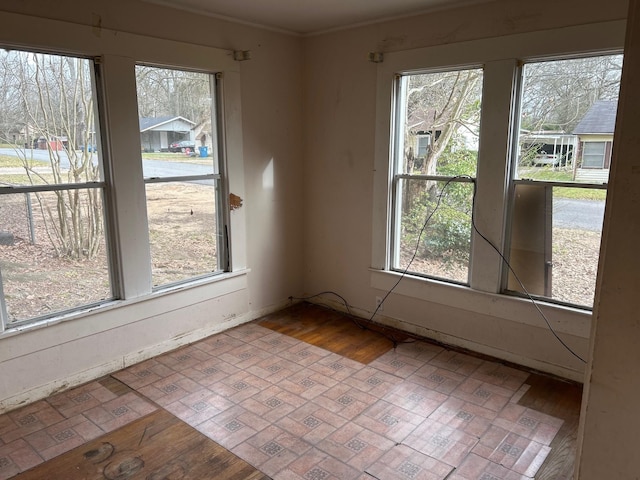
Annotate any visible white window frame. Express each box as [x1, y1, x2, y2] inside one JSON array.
[[372, 21, 625, 322], [0, 50, 113, 328], [135, 65, 230, 290], [0, 14, 247, 333], [389, 67, 482, 285], [416, 134, 431, 158]]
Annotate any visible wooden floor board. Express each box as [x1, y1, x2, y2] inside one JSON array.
[[518, 373, 583, 480], [15, 410, 271, 480], [258, 303, 402, 364]]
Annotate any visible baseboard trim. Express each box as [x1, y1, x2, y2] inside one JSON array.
[[0, 299, 291, 414]]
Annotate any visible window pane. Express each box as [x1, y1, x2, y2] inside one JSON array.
[[135, 65, 217, 177], [515, 54, 622, 182], [135, 65, 223, 289], [398, 69, 483, 176], [508, 54, 621, 308], [0, 51, 102, 186], [146, 181, 221, 287], [393, 178, 473, 284], [392, 68, 481, 284], [582, 142, 606, 168], [0, 50, 112, 325], [0, 189, 112, 324], [507, 184, 605, 307]]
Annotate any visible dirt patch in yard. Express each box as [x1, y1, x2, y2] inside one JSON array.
[[399, 227, 600, 308], [0, 183, 599, 324], [0, 182, 218, 324]]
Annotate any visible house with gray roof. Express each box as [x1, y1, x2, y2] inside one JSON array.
[[572, 100, 618, 182], [139, 116, 195, 152]]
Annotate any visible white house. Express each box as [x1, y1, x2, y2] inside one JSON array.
[[139, 116, 195, 152]]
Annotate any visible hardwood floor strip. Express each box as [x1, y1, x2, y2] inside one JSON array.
[[15, 410, 271, 480], [517, 373, 583, 480], [258, 303, 400, 364]]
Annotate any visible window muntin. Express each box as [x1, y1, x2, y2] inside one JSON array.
[[507, 54, 621, 307], [135, 65, 225, 289], [0, 50, 113, 326], [391, 68, 483, 283]]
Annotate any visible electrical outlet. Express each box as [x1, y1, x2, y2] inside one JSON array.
[[375, 296, 383, 311]]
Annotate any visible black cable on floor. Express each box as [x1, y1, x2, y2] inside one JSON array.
[[293, 174, 587, 364]]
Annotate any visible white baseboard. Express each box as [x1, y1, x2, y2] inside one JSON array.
[[305, 298, 585, 383], [0, 299, 292, 414]]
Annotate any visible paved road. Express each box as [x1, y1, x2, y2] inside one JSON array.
[[554, 198, 605, 231], [0, 147, 212, 178], [1, 147, 605, 229]]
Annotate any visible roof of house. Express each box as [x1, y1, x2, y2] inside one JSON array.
[[139, 116, 195, 132], [572, 100, 618, 135]]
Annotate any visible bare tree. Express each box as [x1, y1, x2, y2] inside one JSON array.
[[400, 69, 482, 218], [135, 65, 210, 124], [517, 54, 622, 166], [521, 54, 622, 133], [404, 70, 482, 176], [1, 51, 102, 259]]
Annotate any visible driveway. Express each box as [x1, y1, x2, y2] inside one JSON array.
[[554, 198, 605, 231]]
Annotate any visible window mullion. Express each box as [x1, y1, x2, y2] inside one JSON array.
[[99, 54, 153, 299], [469, 59, 519, 293]]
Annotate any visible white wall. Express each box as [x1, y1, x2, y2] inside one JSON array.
[[0, 0, 304, 411], [577, 0, 640, 477], [302, 0, 629, 381], [0, 0, 634, 425]]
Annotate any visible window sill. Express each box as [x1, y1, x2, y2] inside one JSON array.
[[0, 269, 250, 340], [369, 268, 591, 338]]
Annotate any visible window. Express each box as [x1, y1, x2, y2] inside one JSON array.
[[416, 134, 431, 158], [135, 65, 226, 288], [582, 142, 607, 168], [0, 50, 113, 325], [507, 54, 622, 307], [375, 22, 624, 314], [390, 68, 483, 284]]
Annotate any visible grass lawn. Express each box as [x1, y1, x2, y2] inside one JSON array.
[[0, 173, 57, 186], [0, 154, 34, 168]]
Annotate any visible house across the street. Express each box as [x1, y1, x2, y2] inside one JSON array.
[[572, 100, 618, 182], [139, 115, 195, 152]]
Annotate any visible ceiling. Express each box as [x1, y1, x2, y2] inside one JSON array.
[[144, 0, 490, 35]]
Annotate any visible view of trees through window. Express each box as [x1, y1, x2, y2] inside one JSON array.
[[392, 54, 622, 307], [508, 54, 622, 307], [393, 68, 482, 284], [0, 50, 111, 325], [135, 65, 223, 288], [0, 51, 224, 326]]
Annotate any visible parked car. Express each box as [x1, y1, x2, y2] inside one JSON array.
[[168, 140, 195, 153], [532, 153, 560, 166], [78, 144, 97, 153]]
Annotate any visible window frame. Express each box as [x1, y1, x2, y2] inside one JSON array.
[[372, 20, 625, 316], [582, 141, 607, 168], [0, 17, 246, 333], [135, 65, 230, 290], [503, 53, 621, 308], [0, 50, 116, 328], [388, 66, 483, 285]]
